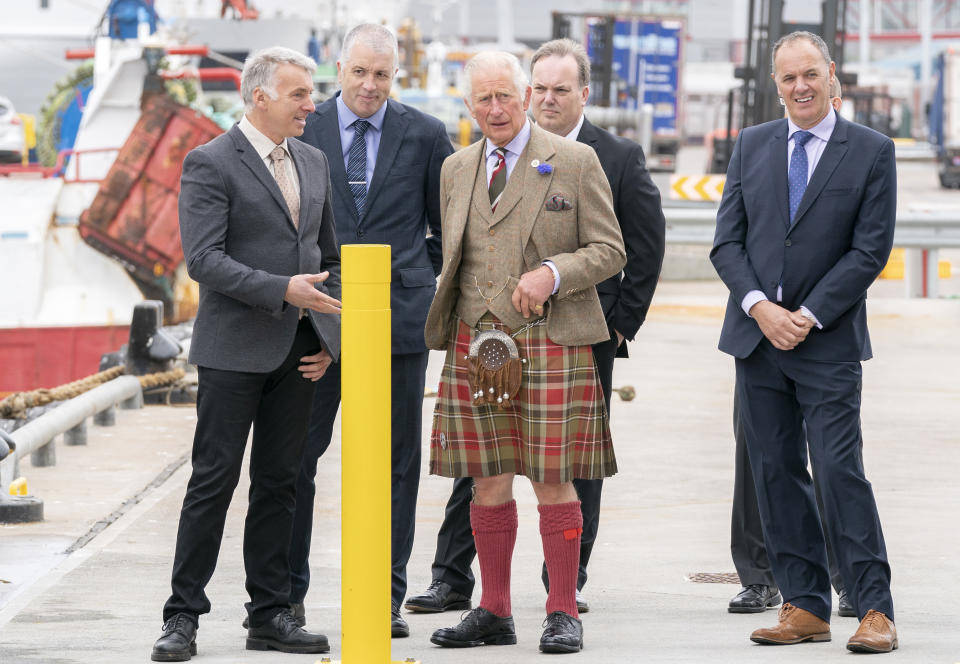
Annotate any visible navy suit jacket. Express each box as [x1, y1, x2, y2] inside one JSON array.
[[710, 112, 896, 361], [577, 118, 665, 357], [298, 95, 454, 354]]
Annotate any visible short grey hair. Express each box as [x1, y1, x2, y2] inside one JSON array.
[[340, 23, 399, 70], [771, 31, 832, 75], [531, 38, 591, 89], [241, 46, 316, 110], [462, 51, 529, 104]]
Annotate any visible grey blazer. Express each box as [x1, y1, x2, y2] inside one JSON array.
[[179, 125, 341, 372]]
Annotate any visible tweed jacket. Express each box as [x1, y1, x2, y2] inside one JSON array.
[[424, 122, 625, 350]]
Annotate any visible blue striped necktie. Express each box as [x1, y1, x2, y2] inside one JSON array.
[[788, 130, 813, 224], [347, 119, 370, 216]]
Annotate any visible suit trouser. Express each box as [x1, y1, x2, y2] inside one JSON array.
[[731, 391, 846, 594], [289, 351, 429, 607], [163, 318, 320, 627], [429, 334, 616, 596], [736, 340, 893, 623]]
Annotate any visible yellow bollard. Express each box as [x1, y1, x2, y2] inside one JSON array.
[[9, 477, 28, 496], [339, 245, 418, 664]]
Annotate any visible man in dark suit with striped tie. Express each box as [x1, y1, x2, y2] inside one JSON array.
[[289, 22, 454, 639]]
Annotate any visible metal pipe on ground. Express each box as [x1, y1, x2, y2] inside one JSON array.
[[0, 376, 143, 491]]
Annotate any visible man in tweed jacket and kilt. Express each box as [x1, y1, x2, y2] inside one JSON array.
[[424, 51, 625, 654]]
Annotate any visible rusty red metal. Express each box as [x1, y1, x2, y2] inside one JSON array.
[[78, 95, 222, 305]]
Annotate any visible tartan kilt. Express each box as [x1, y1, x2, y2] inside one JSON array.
[[429, 316, 617, 484]]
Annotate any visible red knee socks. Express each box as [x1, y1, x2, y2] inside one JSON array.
[[470, 499, 518, 618], [539, 500, 583, 618]]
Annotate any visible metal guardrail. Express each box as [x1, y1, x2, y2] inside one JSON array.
[[0, 377, 143, 521], [664, 207, 960, 248], [663, 207, 960, 298]]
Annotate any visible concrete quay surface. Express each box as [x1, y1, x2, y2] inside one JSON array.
[[1, 279, 958, 664]]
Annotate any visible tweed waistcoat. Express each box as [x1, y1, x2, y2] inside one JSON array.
[[455, 146, 534, 331]]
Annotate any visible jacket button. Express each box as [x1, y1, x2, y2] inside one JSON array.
[[785, 239, 792, 247]]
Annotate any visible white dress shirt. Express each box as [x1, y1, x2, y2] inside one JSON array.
[[483, 119, 531, 182], [238, 114, 300, 197]]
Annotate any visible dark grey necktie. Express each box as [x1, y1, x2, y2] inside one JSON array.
[[347, 119, 370, 216]]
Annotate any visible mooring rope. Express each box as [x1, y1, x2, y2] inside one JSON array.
[[0, 366, 187, 419]]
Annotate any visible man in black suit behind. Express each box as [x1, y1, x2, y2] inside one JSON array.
[[152, 47, 340, 661], [289, 23, 454, 638], [404, 37, 665, 616]]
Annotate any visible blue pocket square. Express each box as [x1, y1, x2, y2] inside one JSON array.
[[545, 194, 573, 211]]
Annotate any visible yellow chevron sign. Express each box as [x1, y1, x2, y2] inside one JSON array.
[[670, 175, 726, 201]]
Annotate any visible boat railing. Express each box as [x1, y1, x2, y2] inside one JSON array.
[[0, 147, 121, 180]]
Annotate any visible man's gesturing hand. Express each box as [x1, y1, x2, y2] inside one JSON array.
[[285, 272, 342, 314], [299, 349, 333, 381], [749, 300, 811, 350], [511, 265, 554, 319]]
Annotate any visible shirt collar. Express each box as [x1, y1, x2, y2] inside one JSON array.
[[336, 92, 388, 134], [787, 108, 836, 144], [485, 118, 531, 160], [238, 114, 289, 161], [563, 114, 586, 141]]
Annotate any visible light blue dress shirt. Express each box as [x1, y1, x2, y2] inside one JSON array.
[[336, 93, 388, 189]]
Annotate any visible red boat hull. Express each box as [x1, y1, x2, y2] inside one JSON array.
[[0, 325, 128, 396]]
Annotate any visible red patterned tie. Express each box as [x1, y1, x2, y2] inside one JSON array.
[[488, 147, 506, 211]]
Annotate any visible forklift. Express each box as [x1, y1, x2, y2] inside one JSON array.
[[710, 0, 853, 173]]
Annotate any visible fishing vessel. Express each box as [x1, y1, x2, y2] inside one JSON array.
[[0, 3, 228, 394]]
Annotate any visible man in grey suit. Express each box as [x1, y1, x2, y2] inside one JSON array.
[[290, 23, 453, 639], [152, 47, 340, 662]]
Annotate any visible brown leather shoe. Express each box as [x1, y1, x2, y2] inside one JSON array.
[[750, 602, 831, 645], [847, 609, 898, 653]]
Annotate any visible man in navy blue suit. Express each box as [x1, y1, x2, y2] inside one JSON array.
[[710, 31, 898, 653], [288, 23, 453, 638]]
